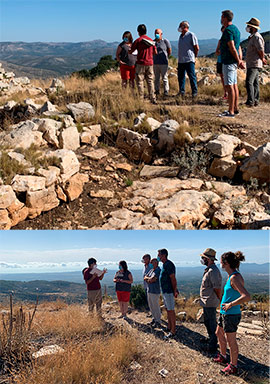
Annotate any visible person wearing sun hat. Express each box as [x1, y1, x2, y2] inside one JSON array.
[[199, 248, 222, 353], [245, 17, 267, 107]]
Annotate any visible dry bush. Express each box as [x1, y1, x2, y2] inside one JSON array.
[[0, 149, 28, 184], [174, 296, 201, 322], [15, 331, 137, 384], [0, 295, 38, 374], [260, 83, 270, 102], [31, 304, 102, 340]]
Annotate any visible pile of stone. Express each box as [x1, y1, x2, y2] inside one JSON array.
[[0, 102, 101, 229]]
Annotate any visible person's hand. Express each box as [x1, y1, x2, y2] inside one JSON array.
[[238, 60, 245, 70], [174, 289, 179, 298], [119, 60, 125, 65], [93, 273, 98, 278], [222, 302, 232, 312], [103, 268, 108, 274], [263, 58, 268, 65]]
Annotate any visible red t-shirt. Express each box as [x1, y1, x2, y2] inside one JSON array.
[[131, 35, 155, 66], [84, 267, 101, 290]]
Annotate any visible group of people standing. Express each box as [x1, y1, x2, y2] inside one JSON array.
[[83, 247, 251, 376], [115, 10, 267, 117]]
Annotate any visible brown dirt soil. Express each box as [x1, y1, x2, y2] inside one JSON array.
[[104, 303, 269, 384]]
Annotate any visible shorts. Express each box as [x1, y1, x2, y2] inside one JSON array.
[[162, 293, 175, 311], [116, 291, 130, 302], [218, 313, 241, 333], [216, 62, 223, 75], [222, 63, 238, 85], [120, 64, 135, 81]]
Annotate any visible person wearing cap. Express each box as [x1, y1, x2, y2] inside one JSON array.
[[177, 20, 199, 99], [129, 24, 157, 104], [158, 248, 178, 339], [199, 248, 222, 353], [153, 28, 172, 97], [245, 17, 267, 107], [218, 10, 245, 118]]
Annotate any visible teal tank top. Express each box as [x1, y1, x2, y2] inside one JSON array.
[[220, 271, 241, 315]]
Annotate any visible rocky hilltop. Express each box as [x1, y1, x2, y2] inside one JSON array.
[[0, 61, 269, 230]]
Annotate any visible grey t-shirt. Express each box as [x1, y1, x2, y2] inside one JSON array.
[[246, 32, 265, 69], [146, 267, 161, 294], [178, 31, 198, 63], [200, 264, 222, 307], [154, 38, 171, 65]]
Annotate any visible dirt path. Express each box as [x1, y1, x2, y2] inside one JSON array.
[[103, 303, 269, 384]]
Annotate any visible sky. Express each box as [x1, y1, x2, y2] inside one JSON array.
[[0, 0, 269, 43], [0, 230, 269, 274]]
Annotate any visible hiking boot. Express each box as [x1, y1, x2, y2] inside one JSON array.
[[234, 110, 239, 115], [220, 364, 238, 375], [151, 99, 158, 105], [164, 91, 169, 97], [213, 353, 228, 365], [148, 319, 155, 325]]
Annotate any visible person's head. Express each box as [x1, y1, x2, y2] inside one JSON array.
[[151, 258, 159, 269], [87, 258, 97, 269], [82, 267, 88, 275], [122, 31, 133, 44], [137, 24, 147, 36], [221, 10, 234, 26], [220, 251, 245, 270], [157, 248, 168, 263], [155, 28, 162, 40], [200, 248, 217, 266], [142, 254, 151, 266], [246, 17, 261, 34], [178, 21, 189, 35], [119, 260, 128, 272]]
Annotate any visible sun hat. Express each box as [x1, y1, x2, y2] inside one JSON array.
[[246, 17, 261, 30], [200, 248, 217, 260]]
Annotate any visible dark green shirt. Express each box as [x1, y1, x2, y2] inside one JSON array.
[[220, 24, 240, 65], [160, 260, 176, 294]]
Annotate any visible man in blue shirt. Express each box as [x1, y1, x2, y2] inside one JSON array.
[[144, 258, 161, 327], [158, 248, 178, 339], [177, 21, 199, 99], [218, 10, 245, 118], [142, 254, 152, 309]]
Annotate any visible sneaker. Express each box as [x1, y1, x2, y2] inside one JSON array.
[[220, 364, 238, 375], [164, 332, 175, 340], [151, 99, 158, 105], [155, 90, 160, 95], [148, 319, 155, 325], [164, 91, 169, 96], [234, 110, 239, 115], [213, 353, 228, 366], [254, 101, 259, 107], [218, 111, 235, 118]]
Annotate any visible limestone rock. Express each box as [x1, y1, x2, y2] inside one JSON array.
[[4, 120, 45, 149], [152, 119, 180, 153], [0, 209, 11, 230], [4, 100, 17, 111], [47, 149, 80, 182], [37, 118, 62, 147], [12, 175, 46, 192], [212, 202, 235, 227], [67, 102, 95, 122], [80, 124, 101, 146], [115, 163, 133, 172], [140, 165, 179, 178], [90, 190, 114, 198], [209, 181, 246, 198], [134, 113, 146, 127], [116, 128, 153, 163], [146, 117, 161, 131], [0, 185, 17, 209], [59, 126, 80, 150], [9, 206, 29, 227], [194, 132, 213, 143], [240, 142, 270, 182], [83, 148, 108, 160], [209, 155, 237, 179], [206, 134, 241, 157], [37, 166, 60, 187], [26, 186, 59, 218], [63, 173, 89, 201], [40, 101, 59, 114]]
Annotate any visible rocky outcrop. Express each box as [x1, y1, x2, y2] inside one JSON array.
[[240, 143, 270, 182], [116, 128, 153, 163], [66, 102, 95, 122]]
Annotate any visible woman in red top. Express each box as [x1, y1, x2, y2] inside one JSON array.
[[116, 31, 137, 88]]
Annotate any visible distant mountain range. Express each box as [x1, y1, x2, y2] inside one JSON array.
[[0, 37, 220, 79], [1, 263, 268, 302]]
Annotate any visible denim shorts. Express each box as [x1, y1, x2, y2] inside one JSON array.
[[222, 63, 238, 85], [162, 293, 175, 311], [218, 313, 241, 333]]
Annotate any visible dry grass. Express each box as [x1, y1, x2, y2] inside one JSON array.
[[0, 149, 28, 184], [16, 332, 137, 384]]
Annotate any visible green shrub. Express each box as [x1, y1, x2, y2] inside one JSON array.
[[129, 284, 147, 309], [74, 55, 119, 80]]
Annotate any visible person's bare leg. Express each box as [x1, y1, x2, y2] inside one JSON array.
[[122, 80, 127, 88], [166, 310, 171, 330], [216, 325, 227, 356], [226, 85, 235, 115], [226, 332, 238, 366], [233, 84, 239, 112], [220, 74, 227, 97], [123, 302, 129, 316], [167, 310, 176, 334]]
